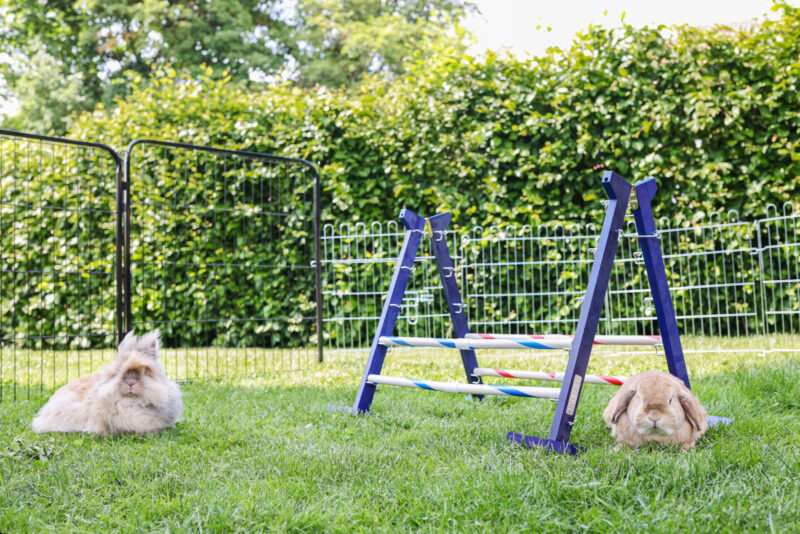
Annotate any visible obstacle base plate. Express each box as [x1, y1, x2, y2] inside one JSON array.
[[507, 432, 585, 455], [707, 415, 733, 427]]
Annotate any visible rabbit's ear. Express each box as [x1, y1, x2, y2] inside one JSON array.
[[137, 330, 160, 359], [611, 387, 637, 423], [118, 331, 138, 353], [679, 391, 703, 430]]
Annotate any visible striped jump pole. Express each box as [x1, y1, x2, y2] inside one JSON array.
[[379, 335, 574, 350], [472, 368, 626, 386], [466, 333, 662, 346], [367, 374, 561, 399]]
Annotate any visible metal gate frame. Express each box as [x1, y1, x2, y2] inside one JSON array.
[[1, 127, 324, 398], [0, 127, 126, 342], [122, 139, 324, 362]]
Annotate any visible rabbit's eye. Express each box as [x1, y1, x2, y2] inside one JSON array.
[[669, 397, 673, 405]]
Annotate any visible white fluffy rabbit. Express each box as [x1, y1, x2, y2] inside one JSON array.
[[602, 370, 708, 450], [32, 331, 182, 436]]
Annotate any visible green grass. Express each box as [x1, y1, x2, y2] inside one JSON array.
[[2, 336, 800, 532]]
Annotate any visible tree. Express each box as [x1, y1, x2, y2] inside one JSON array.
[[0, 0, 474, 134], [290, 0, 472, 87]]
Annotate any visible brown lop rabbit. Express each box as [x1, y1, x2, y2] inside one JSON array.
[[602, 370, 708, 450]]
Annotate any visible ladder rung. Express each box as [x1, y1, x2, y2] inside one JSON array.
[[472, 368, 626, 386], [378, 336, 568, 350], [367, 374, 561, 398], [466, 333, 661, 346]]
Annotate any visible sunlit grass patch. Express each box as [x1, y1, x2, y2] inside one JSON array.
[[1, 336, 799, 531]]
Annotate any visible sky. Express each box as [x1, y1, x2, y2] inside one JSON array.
[[0, 0, 792, 118], [462, 0, 783, 58]]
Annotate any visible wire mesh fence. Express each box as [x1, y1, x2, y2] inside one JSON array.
[[321, 220, 460, 353], [124, 140, 322, 381], [321, 207, 790, 352], [1, 129, 322, 401], [0, 130, 122, 400], [3, 126, 799, 397], [759, 203, 800, 334]]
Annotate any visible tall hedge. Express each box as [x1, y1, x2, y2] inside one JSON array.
[[72, 4, 800, 228], [12, 5, 789, 348]]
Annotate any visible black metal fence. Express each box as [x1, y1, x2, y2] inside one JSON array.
[[124, 140, 322, 381], [0, 130, 122, 401], [0, 129, 322, 400]]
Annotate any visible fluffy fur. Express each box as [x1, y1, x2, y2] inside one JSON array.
[[32, 331, 182, 436], [602, 370, 708, 451]]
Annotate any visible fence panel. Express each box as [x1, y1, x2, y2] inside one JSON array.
[[321, 219, 460, 352], [124, 140, 321, 380], [322, 210, 766, 349], [0, 129, 122, 400], [461, 223, 599, 335], [759, 203, 800, 334], [653, 212, 760, 337]]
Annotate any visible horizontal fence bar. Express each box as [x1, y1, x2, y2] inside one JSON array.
[[366, 374, 561, 398], [472, 368, 626, 385]]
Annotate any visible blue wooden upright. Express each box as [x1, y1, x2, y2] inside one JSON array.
[[349, 208, 427, 414]]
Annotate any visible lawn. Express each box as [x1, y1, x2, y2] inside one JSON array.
[[1, 336, 799, 532]]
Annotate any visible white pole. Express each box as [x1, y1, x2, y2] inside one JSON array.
[[367, 374, 561, 399], [465, 333, 661, 346], [379, 336, 572, 350], [472, 367, 626, 386]]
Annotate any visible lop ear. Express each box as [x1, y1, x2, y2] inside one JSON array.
[[610, 387, 637, 424], [118, 331, 138, 353], [679, 391, 704, 431], [137, 330, 160, 359]]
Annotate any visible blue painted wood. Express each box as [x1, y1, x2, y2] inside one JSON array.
[[506, 432, 584, 455], [428, 212, 482, 388], [547, 171, 633, 444], [351, 208, 427, 414], [631, 178, 691, 388]]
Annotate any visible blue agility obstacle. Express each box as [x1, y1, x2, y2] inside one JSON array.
[[333, 172, 731, 453]]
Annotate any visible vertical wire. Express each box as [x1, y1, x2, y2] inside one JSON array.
[[260, 161, 267, 375], [223, 152, 231, 376], [185, 148, 192, 380], [87, 148, 95, 380], [39, 139, 46, 394], [784, 209, 794, 332], [25, 139, 32, 398], [712, 220, 723, 335], [780, 211, 789, 333], [690, 224, 701, 336], [719, 219, 732, 335], [679, 225, 689, 336], [0, 135, 4, 401], [12, 139, 17, 399], [784, 209, 800, 332]]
